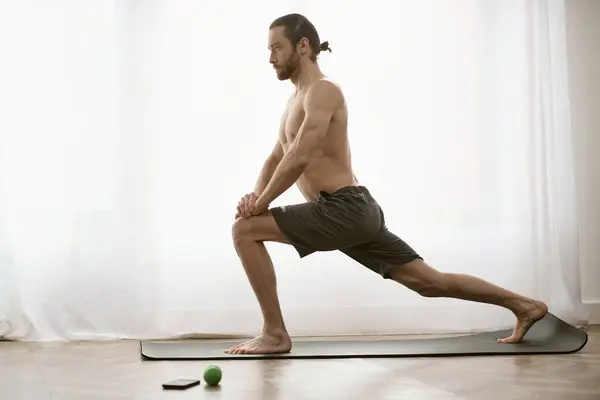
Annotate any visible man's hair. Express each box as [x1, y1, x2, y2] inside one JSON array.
[[269, 13, 331, 61]]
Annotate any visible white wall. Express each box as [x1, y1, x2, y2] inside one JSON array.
[[565, 0, 600, 324]]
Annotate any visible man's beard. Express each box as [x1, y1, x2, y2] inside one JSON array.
[[276, 51, 300, 81]]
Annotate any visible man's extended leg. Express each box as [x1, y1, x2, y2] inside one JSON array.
[[228, 211, 292, 354], [387, 258, 548, 343]]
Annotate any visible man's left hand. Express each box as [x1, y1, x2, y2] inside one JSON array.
[[235, 194, 269, 219], [250, 198, 269, 216]]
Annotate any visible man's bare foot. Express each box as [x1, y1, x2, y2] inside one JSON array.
[[497, 299, 548, 343], [224, 329, 292, 355]]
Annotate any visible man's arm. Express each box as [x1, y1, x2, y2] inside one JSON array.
[[254, 139, 284, 195], [256, 80, 342, 208]]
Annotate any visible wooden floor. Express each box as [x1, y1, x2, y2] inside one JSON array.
[[1, 326, 599, 400]]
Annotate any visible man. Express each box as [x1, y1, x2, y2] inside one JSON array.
[[228, 13, 548, 355]]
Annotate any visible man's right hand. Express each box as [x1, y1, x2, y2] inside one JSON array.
[[236, 192, 260, 219]]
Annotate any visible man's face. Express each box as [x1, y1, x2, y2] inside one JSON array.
[[268, 27, 300, 81]]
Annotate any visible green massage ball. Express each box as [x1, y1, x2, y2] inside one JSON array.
[[203, 365, 222, 386]]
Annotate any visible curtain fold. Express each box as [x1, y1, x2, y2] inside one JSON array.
[[526, 0, 589, 323], [0, 0, 589, 341]]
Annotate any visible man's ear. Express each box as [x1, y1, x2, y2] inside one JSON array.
[[298, 37, 310, 55]]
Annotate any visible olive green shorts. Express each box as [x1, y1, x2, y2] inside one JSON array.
[[270, 185, 422, 278]]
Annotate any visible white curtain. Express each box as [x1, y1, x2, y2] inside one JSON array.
[[0, 0, 590, 341]]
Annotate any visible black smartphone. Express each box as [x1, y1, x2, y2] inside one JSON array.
[[162, 379, 201, 390]]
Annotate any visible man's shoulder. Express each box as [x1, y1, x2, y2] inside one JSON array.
[[309, 77, 343, 94], [306, 78, 345, 107]]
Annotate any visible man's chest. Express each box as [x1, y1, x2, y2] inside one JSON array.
[[279, 93, 306, 145]]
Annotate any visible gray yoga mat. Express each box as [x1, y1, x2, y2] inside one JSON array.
[[139, 313, 588, 360]]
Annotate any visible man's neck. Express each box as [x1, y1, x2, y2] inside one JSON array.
[[291, 62, 324, 92]]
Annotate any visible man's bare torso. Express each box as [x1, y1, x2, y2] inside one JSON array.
[[279, 78, 358, 201]]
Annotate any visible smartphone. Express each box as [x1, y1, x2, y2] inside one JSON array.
[[162, 379, 201, 390]]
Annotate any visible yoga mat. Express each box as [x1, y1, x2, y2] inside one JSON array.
[[139, 313, 588, 360]]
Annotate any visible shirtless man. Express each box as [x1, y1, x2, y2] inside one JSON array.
[[228, 13, 548, 355]]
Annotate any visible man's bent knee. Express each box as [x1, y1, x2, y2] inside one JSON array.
[[232, 217, 250, 249], [231, 211, 288, 249]]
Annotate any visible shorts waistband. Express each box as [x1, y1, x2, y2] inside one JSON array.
[[319, 185, 370, 198]]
